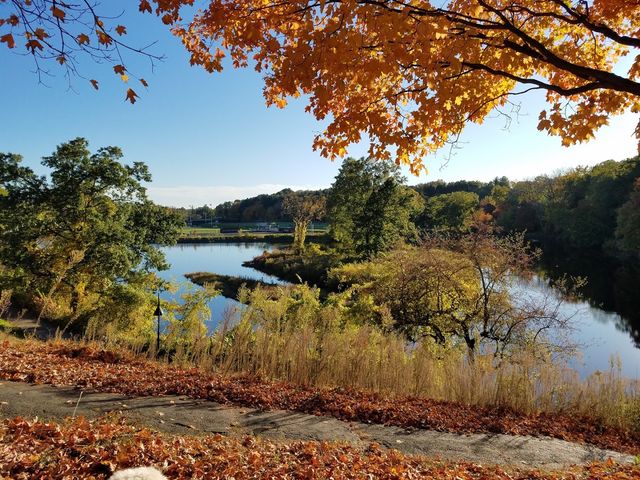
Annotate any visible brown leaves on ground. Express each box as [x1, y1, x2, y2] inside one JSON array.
[[0, 340, 638, 456], [1, 416, 638, 480]]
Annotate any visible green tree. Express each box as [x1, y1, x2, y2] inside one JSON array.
[[0, 138, 184, 329], [327, 157, 423, 258], [421, 191, 480, 233], [282, 192, 326, 252], [616, 178, 640, 255]]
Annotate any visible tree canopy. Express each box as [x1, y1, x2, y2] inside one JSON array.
[[3, 1, 639, 167], [282, 192, 326, 251], [330, 232, 575, 361], [169, 0, 640, 170], [327, 157, 423, 257], [0, 138, 184, 327], [422, 191, 480, 233]]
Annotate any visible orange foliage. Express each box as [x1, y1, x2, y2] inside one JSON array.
[[2, 2, 638, 159], [149, 0, 640, 171], [1, 416, 639, 479]]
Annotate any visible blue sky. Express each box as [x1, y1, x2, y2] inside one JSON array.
[[0, 2, 637, 207]]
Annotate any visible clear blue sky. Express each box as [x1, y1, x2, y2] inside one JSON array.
[[1, 1, 637, 207]]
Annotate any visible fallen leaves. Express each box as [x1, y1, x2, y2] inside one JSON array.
[[0, 340, 638, 456], [0, 416, 638, 480]]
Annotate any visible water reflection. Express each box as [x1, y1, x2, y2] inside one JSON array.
[[157, 243, 283, 332], [156, 243, 640, 377], [539, 250, 640, 349]]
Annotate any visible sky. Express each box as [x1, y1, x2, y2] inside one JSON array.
[[1, 2, 638, 208]]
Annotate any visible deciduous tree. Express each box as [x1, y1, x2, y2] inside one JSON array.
[[282, 192, 326, 251], [0, 0, 163, 102], [422, 191, 480, 232], [331, 231, 577, 361], [327, 157, 423, 257], [615, 178, 640, 255], [4, 1, 639, 166], [0, 138, 184, 328], [163, 0, 640, 169]]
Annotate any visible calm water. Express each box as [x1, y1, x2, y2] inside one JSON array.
[[157, 243, 284, 332], [159, 243, 640, 378]]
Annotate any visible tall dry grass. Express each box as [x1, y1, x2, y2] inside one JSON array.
[[150, 285, 640, 434], [13, 280, 626, 434]]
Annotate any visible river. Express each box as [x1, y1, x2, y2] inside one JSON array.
[[158, 243, 640, 378]]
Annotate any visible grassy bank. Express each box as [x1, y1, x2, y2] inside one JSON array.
[[185, 272, 278, 299], [242, 246, 344, 288], [6, 280, 637, 451]]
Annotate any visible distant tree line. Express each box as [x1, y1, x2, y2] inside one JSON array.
[[497, 157, 640, 259], [212, 190, 329, 223], [174, 155, 640, 262]]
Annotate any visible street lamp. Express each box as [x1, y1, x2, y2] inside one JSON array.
[[153, 289, 164, 355]]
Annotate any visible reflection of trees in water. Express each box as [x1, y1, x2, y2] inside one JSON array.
[[539, 249, 640, 349]]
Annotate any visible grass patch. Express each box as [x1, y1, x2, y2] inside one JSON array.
[[243, 246, 344, 289], [0, 318, 13, 332], [185, 272, 278, 299]]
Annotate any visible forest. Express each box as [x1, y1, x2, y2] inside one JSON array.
[[193, 156, 640, 264]]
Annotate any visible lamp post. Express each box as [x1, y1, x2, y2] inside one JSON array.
[[153, 289, 164, 355]]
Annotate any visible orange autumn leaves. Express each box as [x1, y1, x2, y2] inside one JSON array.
[[1, 416, 639, 479], [2, 1, 640, 165], [0, 0, 151, 103], [1, 340, 639, 455], [155, 0, 640, 172]]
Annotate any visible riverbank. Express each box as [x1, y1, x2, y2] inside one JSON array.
[[242, 246, 344, 289], [185, 272, 279, 299]]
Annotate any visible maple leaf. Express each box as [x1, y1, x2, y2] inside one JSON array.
[[97, 31, 111, 46], [115, 25, 127, 36], [33, 28, 48, 40], [113, 64, 126, 75], [139, 0, 152, 14], [25, 39, 43, 52], [0, 33, 15, 49], [140, 78, 149, 87], [120, 74, 129, 83], [125, 88, 138, 104], [76, 33, 90, 45], [90, 79, 99, 90], [51, 6, 65, 21]]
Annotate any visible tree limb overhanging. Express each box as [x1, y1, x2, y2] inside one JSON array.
[[3, 1, 639, 167]]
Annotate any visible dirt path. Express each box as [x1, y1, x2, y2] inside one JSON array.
[[0, 380, 634, 470], [5, 311, 67, 340]]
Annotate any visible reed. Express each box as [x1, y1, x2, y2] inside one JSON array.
[[60, 283, 640, 435]]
